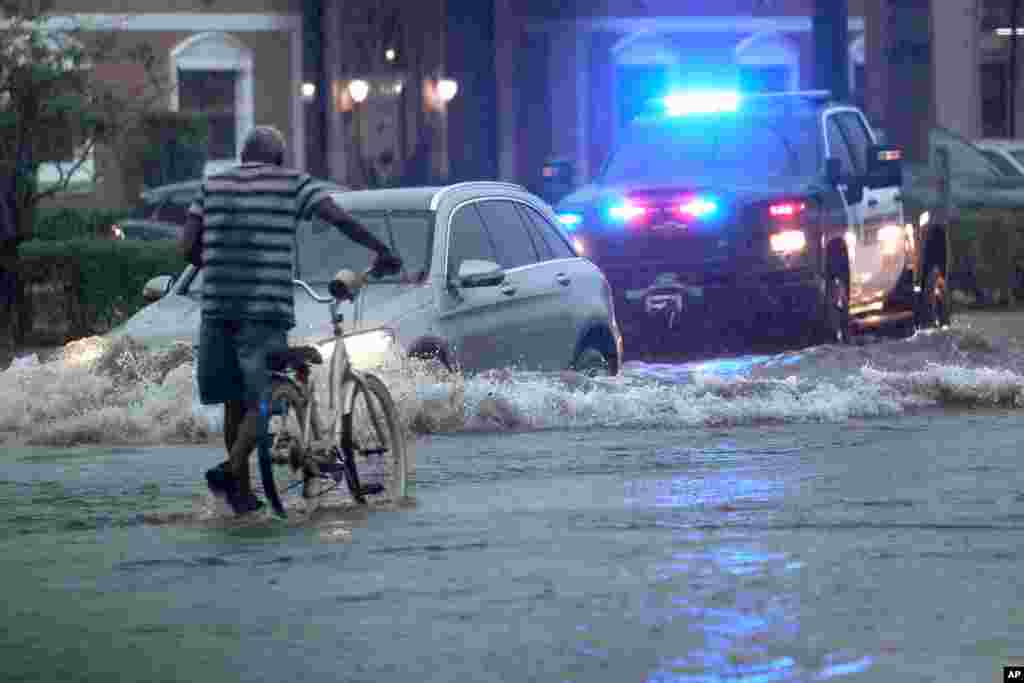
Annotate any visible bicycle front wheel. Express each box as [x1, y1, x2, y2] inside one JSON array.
[[341, 373, 409, 505], [258, 380, 317, 517]]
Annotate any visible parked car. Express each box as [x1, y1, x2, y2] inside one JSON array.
[[555, 90, 936, 353], [108, 180, 201, 241], [974, 138, 1024, 177], [118, 182, 624, 376]]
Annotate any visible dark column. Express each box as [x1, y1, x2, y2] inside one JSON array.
[[885, 0, 933, 164], [813, 0, 849, 101], [445, 0, 497, 181], [303, 0, 327, 176]]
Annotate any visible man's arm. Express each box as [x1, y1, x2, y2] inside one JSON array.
[[179, 213, 203, 266], [313, 196, 392, 254]]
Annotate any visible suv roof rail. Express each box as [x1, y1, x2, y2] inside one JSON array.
[[430, 181, 528, 209]]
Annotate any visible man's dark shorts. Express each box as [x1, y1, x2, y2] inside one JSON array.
[[197, 317, 289, 406]]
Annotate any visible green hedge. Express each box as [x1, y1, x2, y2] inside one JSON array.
[[19, 238, 182, 335], [33, 207, 132, 241], [950, 208, 1023, 303]]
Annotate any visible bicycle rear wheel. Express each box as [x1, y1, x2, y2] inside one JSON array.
[[341, 373, 409, 505], [257, 380, 318, 517]]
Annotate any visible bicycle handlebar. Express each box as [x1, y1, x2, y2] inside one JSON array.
[[292, 267, 375, 304], [292, 278, 333, 304]]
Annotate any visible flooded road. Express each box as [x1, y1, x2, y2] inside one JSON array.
[[3, 414, 1023, 682], [1, 322, 1023, 681]]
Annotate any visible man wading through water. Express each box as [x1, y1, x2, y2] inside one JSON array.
[[178, 126, 402, 515]]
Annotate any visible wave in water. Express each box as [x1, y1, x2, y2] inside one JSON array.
[[0, 328, 1022, 447]]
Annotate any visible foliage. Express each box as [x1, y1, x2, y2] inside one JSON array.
[[19, 238, 181, 335], [951, 208, 1024, 304], [0, 1, 166, 242], [33, 207, 130, 241]]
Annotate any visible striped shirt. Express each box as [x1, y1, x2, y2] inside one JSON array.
[[188, 163, 333, 328]]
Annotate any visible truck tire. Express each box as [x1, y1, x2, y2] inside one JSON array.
[[916, 263, 951, 329], [817, 269, 851, 345]]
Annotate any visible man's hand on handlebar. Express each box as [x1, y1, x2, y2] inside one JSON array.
[[370, 250, 403, 278]]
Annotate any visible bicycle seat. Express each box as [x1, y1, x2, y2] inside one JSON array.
[[267, 346, 324, 371]]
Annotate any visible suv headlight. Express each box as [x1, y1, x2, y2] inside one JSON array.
[[343, 329, 396, 356]]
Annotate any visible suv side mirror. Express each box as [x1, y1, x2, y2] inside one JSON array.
[[143, 275, 174, 302], [454, 259, 505, 288], [866, 144, 904, 189]]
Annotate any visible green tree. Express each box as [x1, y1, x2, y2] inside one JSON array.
[[0, 0, 165, 344]]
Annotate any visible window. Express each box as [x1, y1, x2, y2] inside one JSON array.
[[825, 117, 856, 176], [739, 65, 790, 93], [518, 205, 576, 260], [297, 211, 433, 283], [603, 113, 813, 183], [734, 31, 799, 92], [980, 61, 1009, 138], [475, 201, 539, 269], [516, 206, 554, 261], [170, 33, 254, 174], [179, 70, 238, 160], [447, 204, 497, 277], [836, 112, 873, 175]]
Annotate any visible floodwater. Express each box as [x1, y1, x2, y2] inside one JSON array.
[[1, 323, 1023, 681]]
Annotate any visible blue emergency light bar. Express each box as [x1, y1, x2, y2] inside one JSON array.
[[662, 90, 741, 116]]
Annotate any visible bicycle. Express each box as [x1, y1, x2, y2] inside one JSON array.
[[252, 267, 410, 518]]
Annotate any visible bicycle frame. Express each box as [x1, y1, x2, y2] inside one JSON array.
[[290, 278, 387, 459]]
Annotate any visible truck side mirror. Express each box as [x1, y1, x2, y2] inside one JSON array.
[[866, 145, 904, 189]]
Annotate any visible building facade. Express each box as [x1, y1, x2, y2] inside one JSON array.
[[39, 0, 306, 208], [493, 0, 870, 189], [32, 0, 1020, 208]]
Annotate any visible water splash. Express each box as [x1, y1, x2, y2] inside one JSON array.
[[1, 327, 1023, 447]]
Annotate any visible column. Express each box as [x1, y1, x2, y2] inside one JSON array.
[[494, 0, 522, 181], [323, 0, 349, 184], [931, 0, 981, 139]]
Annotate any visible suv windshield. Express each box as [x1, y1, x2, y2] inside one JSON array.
[[600, 112, 820, 184], [297, 210, 433, 284]]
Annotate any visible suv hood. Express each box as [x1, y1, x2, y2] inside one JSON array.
[[116, 277, 434, 349], [291, 280, 434, 345], [558, 177, 822, 211]]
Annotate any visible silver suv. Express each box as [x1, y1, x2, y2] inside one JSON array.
[[121, 182, 624, 375]]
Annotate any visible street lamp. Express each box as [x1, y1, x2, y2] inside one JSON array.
[[348, 79, 370, 104], [437, 78, 458, 103]]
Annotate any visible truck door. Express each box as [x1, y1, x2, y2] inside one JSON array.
[[824, 114, 871, 307], [836, 110, 907, 304]]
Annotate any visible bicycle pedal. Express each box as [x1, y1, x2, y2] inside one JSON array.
[[360, 484, 385, 496], [361, 447, 389, 456]]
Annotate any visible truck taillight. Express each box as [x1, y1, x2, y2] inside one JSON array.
[[769, 202, 806, 219]]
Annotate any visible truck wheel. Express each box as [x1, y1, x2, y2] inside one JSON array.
[[572, 346, 612, 377], [818, 270, 851, 345], [916, 264, 951, 329]]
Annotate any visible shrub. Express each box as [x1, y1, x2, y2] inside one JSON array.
[[33, 207, 132, 241], [951, 209, 1023, 303], [19, 238, 182, 337]]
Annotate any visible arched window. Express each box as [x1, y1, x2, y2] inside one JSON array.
[[169, 32, 254, 174], [734, 31, 800, 93], [612, 33, 682, 131]]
